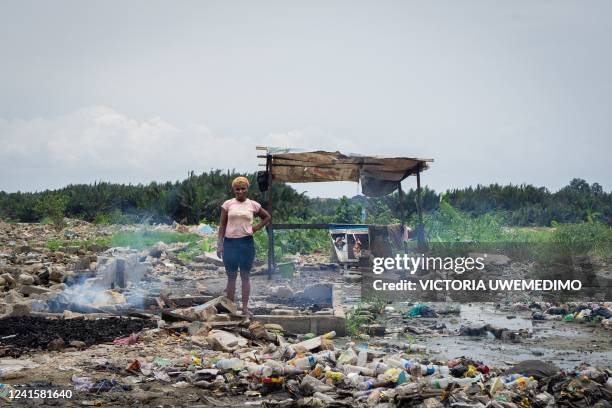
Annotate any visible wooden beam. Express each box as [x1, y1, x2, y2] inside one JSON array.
[[272, 223, 331, 230], [266, 155, 275, 279]]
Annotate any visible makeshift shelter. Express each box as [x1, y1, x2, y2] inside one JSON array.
[[256, 147, 433, 277]]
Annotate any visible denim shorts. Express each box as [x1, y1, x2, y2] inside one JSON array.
[[222, 235, 255, 278]]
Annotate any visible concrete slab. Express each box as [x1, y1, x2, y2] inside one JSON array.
[[253, 284, 346, 336]]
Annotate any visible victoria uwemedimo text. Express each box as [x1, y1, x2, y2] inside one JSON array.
[[371, 279, 583, 291]]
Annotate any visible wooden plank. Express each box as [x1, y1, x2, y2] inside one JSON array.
[[272, 223, 330, 230]]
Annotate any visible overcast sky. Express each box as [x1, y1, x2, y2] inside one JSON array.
[[1, 1, 610, 197]]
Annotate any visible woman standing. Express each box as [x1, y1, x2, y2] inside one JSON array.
[[217, 176, 271, 318]]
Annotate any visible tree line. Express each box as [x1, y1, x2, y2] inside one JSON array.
[[0, 172, 609, 227]]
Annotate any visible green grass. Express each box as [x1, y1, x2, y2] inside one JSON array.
[[46, 237, 111, 251], [109, 229, 201, 250]]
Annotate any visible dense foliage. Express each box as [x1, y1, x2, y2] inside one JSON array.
[[0, 173, 610, 228]]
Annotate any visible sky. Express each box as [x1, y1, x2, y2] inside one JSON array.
[[1, 1, 611, 197]]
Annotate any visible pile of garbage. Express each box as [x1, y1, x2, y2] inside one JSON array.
[[39, 297, 606, 407], [528, 302, 612, 329]]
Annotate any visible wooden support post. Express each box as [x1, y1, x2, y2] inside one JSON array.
[[416, 169, 426, 251], [397, 181, 407, 254], [266, 154, 275, 279]]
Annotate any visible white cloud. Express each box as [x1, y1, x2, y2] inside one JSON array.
[[0, 106, 356, 194], [0, 106, 259, 191]]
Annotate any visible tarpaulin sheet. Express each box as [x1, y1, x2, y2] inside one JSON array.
[[267, 149, 431, 197]]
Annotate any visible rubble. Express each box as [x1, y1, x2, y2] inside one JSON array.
[[0, 220, 610, 406]]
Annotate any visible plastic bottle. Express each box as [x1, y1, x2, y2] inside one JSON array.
[[316, 350, 336, 363], [346, 372, 364, 387], [313, 392, 335, 403], [358, 378, 390, 390], [263, 360, 285, 376], [414, 364, 450, 376], [342, 364, 375, 377], [366, 389, 382, 406], [325, 371, 344, 382], [300, 374, 334, 393], [399, 343, 427, 352], [427, 373, 483, 389], [357, 344, 368, 367], [503, 374, 524, 383], [247, 364, 273, 377], [367, 362, 390, 375], [383, 357, 414, 371], [338, 348, 358, 365], [215, 358, 244, 371], [292, 355, 317, 369], [322, 331, 336, 339]]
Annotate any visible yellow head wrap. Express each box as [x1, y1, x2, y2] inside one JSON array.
[[231, 176, 250, 188]]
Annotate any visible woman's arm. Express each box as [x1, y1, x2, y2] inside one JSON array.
[[252, 207, 271, 233], [217, 208, 228, 258]]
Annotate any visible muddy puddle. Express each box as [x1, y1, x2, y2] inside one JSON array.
[[382, 302, 612, 369]]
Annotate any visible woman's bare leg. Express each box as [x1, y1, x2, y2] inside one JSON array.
[[241, 275, 250, 315], [226, 274, 237, 302]]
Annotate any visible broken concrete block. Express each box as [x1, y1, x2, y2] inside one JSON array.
[[49, 265, 66, 283], [1, 273, 16, 288], [19, 285, 51, 296], [206, 329, 247, 352], [301, 283, 332, 302], [17, 274, 35, 285], [47, 338, 65, 351], [195, 296, 237, 315], [200, 253, 224, 267], [7, 302, 32, 317], [270, 285, 294, 298], [292, 331, 336, 352], [271, 309, 298, 316], [188, 321, 212, 336]]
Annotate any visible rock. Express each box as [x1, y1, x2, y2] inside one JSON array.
[[302, 283, 332, 302], [4, 289, 25, 303], [195, 296, 237, 315], [263, 323, 284, 332], [149, 242, 168, 258], [1, 273, 16, 288], [19, 285, 51, 295], [7, 302, 32, 317], [22, 264, 43, 275], [48, 338, 65, 351], [423, 398, 444, 408], [49, 266, 66, 283], [17, 245, 31, 254], [206, 329, 247, 352], [188, 321, 212, 336], [17, 274, 35, 285], [270, 285, 294, 298], [68, 340, 87, 349], [0, 276, 5, 287]]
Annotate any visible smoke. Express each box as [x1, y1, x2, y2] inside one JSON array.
[[42, 252, 152, 314]]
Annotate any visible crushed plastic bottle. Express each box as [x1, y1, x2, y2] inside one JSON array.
[[367, 361, 390, 375], [247, 364, 273, 377], [215, 358, 244, 371], [338, 348, 358, 365], [342, 364, 375, 377], [291, 355, 317, 369]]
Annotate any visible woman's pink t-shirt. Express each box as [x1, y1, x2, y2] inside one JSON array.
[[222, 198, 262, 238]]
